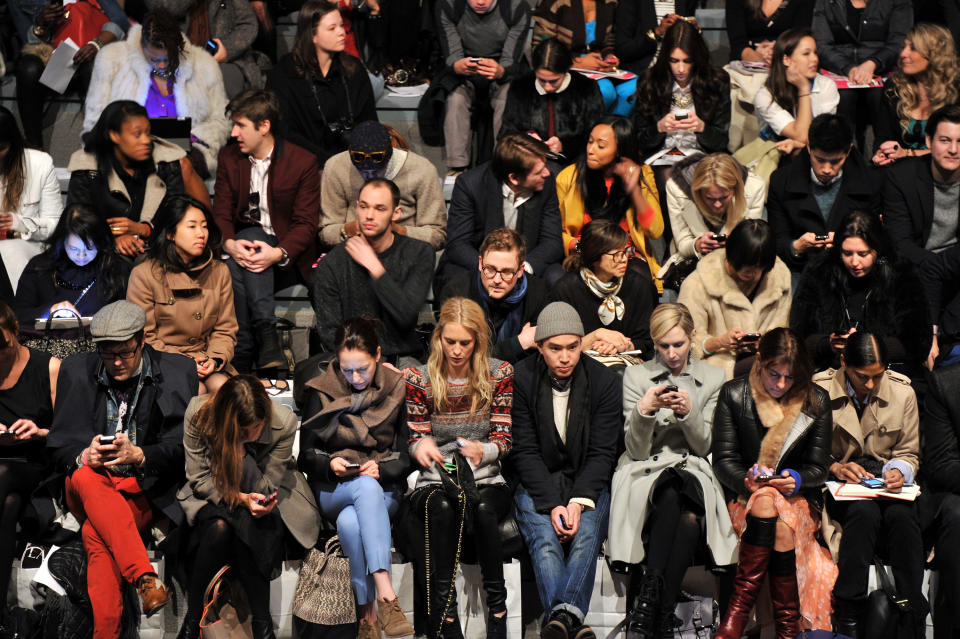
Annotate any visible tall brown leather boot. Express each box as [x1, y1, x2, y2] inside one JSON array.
[[715, 515, 777, 639], [769, 550, 802, 639]]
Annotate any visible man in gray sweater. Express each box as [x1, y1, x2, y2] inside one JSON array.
[[437, 0, 530, 174], [310, 178, 434, 363]]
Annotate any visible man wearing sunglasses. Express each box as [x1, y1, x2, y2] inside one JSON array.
[[318, 121, 447, 251], [213, 89, 321, 373], [46, 301, 198, 639]]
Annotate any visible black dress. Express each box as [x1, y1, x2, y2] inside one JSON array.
[[0, 347, 52, 474], [726, 0, 814, 61], [548, 268, 656, 356]]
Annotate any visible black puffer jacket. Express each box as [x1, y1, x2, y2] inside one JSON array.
[[712, 377, 832, 503]]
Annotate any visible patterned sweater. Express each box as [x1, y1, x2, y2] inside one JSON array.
[[405, 359, 513, 487]]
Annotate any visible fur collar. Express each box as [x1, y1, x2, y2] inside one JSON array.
[[749, 363, 806, 468], [693, 250, 791, 311]]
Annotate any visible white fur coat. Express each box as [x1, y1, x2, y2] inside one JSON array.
[[83, 24, 230, 173]]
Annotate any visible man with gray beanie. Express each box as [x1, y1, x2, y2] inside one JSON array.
[[509, 301, 622, 639], [318, 121, 447, 250], [47, 301, 198, 639]]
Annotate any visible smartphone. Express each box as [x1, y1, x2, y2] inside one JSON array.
[[711, 233, 726, 242], [815, 234, 829, 241], [256, 491, 278, 505], [558, 514, 569, 530], [675, 112, 689, 120], [662, 384, 679, 394], [860, 477, 886, 489], [344, 462, 360, 470], [0, 430, 16, 444], [204, 39, 219, 55], [740, 332, 762, 342], [469, 57, 481, 63], [99, 435, 116, 445], [756, 474, 777, 481]]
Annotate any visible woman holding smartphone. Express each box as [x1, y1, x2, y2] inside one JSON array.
[[712, 328, 835, 638], [813, 332, 924, 638], [176, 375, 320, 639], [609, 303, 736, 638], [405, 297, 514, 639], [299, 317, 414, 639]]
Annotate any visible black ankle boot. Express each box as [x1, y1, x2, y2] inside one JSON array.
[[439, 612, 464, 639], [176, 617, 201, 639], [256, 322, 285, 370], [833, 598, 862, 639], [252, 618, 276, 639], [625, 568, 663, 639], [657, 600, 678, 639], [486, 610, 507, 639]]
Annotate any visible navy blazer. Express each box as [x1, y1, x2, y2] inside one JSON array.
[[47, 346, 198, 523]]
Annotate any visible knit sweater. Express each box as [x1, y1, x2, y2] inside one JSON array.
[[405, 359, 513, 487], [310, 233, 434, 356]]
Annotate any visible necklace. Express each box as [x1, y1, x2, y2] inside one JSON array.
[[672, 90, 693, 110]]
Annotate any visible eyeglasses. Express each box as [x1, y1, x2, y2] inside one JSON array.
[[241, 192, 261, 223], [97, 347, 140, 361], [604, 246, 635, 262], [480, 264, 519, 282], [350, 150, 388, 164]]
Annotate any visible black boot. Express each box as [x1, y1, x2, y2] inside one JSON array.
[[486, 610, 507, 639], [439, 611, 464, 639], [256, 322, 285, 370], [176, 617, 201, 639], [656, 600, 678, 639], [252, 618, 276, 639], [833, 597, 862, 639], [625, 568, 663, 639]]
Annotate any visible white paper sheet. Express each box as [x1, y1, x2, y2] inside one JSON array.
[[39, 38, 79, 94]]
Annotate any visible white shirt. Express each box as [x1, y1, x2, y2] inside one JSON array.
[[501, 182, 531, 232], [249, 146, 275, 236], [648, 82, 701, 165], [753, 74, 840, 137]]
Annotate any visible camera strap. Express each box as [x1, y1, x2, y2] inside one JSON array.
[[308, 69, 354, 133]]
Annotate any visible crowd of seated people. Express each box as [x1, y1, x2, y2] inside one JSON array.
[[6, 1, 960, 638]]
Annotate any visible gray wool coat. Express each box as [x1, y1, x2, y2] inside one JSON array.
[[177, 396, 321, 550], [608, 356, 738, 566]]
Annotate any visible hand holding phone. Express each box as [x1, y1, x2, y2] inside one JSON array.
[[256, 491, 278, 505], [344, 462, 360, 470], [711, 233, 726, 242], [660, 384, 679, 394], [860, 477, 886, 489], [815, 234, 829, 241], [99, 435, 116, 445]]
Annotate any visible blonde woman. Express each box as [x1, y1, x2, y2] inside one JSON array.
[[873, 23, 960, 166], [405, 297, 514, 639], [609, 303, 735, 639], [666, 153, 766, 261]]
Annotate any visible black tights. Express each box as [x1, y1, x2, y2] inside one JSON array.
[[185, 518, 271, 621], [0, 462, 44, 609], [633, 482, 703, 609]]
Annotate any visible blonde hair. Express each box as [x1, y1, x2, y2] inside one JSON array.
[[649, 302, 695, 343], [427, 298, 493, 414], [891, 24, 960, 136], [690, 153, 747, 230]]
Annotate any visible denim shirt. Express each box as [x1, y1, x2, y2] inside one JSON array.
[[96, 353, 154, 476]]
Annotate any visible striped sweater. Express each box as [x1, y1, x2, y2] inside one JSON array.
[[405, 359, 513, 487]]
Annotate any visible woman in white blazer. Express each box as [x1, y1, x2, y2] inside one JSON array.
[[0, 106, 62, 295]]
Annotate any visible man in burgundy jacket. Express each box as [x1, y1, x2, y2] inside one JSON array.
[[213, 89, 321, 372]]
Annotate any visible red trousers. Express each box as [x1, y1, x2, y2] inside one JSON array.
[[65, 466, 156, 639]]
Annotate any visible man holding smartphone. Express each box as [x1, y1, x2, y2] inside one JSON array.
[[47, 301, 198, 639]]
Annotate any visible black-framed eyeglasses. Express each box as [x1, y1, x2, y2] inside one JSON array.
[[350, 150, 388, 164], [480, 263, 519, 282], [604, 246, 635, 262], [241, 192, 261, 223], [97, 346, 140, 361]]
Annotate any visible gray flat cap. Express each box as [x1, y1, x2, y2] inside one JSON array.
[[90, 301, 146, 343], [534, 301, 585, 342]]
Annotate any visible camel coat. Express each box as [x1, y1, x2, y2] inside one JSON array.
[[678, 248, 792, 378], [608, 356, 738, 565], [177, 396, 321, 549], [126, 255, 238, 372]]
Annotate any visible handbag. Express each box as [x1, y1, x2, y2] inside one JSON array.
[[657, 254, 699, 293], [291, 536, 356, 625], [669, 592, 717, 638], [21, 311, 95, 359], [52, 0, 109, 47], [199, 565, 254, 639], [861, 558, 922, 639]]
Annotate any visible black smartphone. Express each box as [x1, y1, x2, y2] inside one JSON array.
[[675, 113, 689, 120], [756, 474, 777, 481], [99, 435, 116, 445], [344, 462, 360, 470], [740, 332, 762, 342], [662, 384, 679, 394], [815, 234, 829, 241], [469, 57, 481, 63], [204, 39, 219, 55], [256, 491, 278, 505], [558, 514, 569, 530], [711, 233, 726, 242]]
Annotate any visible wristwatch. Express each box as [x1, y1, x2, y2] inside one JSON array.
[[277, 246, 290, 268]]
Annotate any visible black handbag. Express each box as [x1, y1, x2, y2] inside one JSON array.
[[861, 558, 924, 639], [21, 311, 95, 359]]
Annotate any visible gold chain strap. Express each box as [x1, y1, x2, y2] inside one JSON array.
[[423, 480, 468, 637]]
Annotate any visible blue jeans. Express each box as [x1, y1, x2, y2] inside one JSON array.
[[316, 476, 400, 605], [513, 485, 610, 622]]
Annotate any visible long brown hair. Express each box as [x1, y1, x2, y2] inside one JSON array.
[[890, 23, 959, 137], [755, 327, 815, 406], [562, 219, 628, 272], [193, 375, 273, 508], [764, 28, 815, 116], [0, 106, 25, 216], [292, 0, 358, 78], [427, 298, 492, 414]]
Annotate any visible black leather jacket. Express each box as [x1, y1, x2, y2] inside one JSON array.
[[712, 377, 832, 503]]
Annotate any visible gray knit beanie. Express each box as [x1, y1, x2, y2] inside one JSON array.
[[534, 302, 585, 342]]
